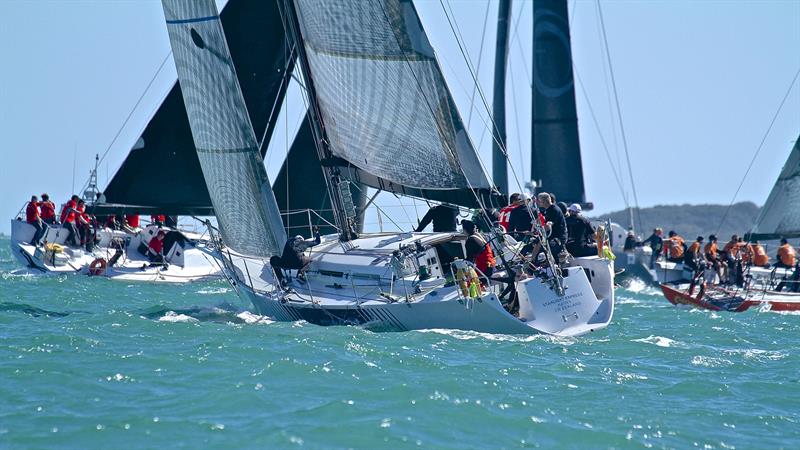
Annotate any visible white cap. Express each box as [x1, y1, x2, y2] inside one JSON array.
[[568, 203, 582, 213], [521, 192, 532, 201]]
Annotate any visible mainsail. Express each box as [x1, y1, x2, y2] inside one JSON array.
[[290, 0, 493, 208], [750, 135, 800, 240], [98, 0, 293, 216], [162, 0, 286, 256], [530, 0, 586, 205]]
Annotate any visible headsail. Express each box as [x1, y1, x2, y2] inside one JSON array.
[[530, 0, 586, 205], [97, 0, 293, 217], [750, 136, 800, 240], [161, 0, 286, 256], [291, 0, 492, 208]]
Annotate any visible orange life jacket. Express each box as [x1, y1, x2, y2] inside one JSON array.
[[753, 245, 769, 266], [704, 242, 718, 260], [475, 243, 496, 275], [778, 244, 796, 267], [665, 236, 684, 258]]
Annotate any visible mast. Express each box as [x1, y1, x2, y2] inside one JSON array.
[[492, 0, 512, 197], [279, 0, 358, 242]]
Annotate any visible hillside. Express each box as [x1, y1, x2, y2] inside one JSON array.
[[590, 202, 761, 240]]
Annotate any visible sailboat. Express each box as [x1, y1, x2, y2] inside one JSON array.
[[160, 0, 615, 336], [660, 134, 800, 310]]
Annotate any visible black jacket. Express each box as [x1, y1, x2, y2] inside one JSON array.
[[416, 205, 458, 232]]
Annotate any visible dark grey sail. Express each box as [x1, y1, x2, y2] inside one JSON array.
[[162, 0, 286, 256], [749, 135, 800, 240], [530, 0, 586, 205], [96, 0, 293, 216], [290, 0, 493, 209], [272, 114, 366, 237]]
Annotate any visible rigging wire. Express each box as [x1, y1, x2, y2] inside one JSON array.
[[715, 65, 800, 235], [596, 0, 642, 230], [465, 0, 493, 129]]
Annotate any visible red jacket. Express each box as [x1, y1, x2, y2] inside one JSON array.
[[26, 202, 40, 224], [60, 200, 77, 223], [40, 201, 56, 221], [148, 237, 164, 254]]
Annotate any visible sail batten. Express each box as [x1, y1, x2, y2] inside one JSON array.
[[161, 0, 286, 256], [750, 136, 800, 240], [291, 0, 491, 205]]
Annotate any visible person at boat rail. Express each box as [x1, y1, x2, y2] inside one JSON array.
[[537, 192, 567, 255], [25, 195, 46, 245], [509, 194, 536, 240], [565, 203, 596, 257], [59, 195, 81, 247], [151, 214, 166, 226], [623, 229, 639, 252], [75, 199, 94, 247], [775, 238, 796, 269], [663, 230, 685, 263], [721, 234, 741, 263], [270, 226, 321, 286], [642, 228, 664, 269], [147, 230, 167, 264], [39, 193, 56, 225], [125, 214, 140, 229], [751, 241, 769, 268], [739, 237, 754, 266], [415, 204, 458, 233], [461, 220, 496, 278], [683, 236, 704, 271], [497, 193, 522, 232], [704, 234, 725, 282]]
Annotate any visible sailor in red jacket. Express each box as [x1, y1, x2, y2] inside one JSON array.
[[147, 230, 167, 264], [25, 195, 46, 245], [59, 195, 81, 247], [39, 193, 57, 225]]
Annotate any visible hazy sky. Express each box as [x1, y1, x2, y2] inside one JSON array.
[[1, 0, 799, 234]]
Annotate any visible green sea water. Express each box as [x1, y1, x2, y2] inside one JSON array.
[[1, 236, 798, 449]]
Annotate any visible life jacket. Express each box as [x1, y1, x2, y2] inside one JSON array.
[[60, 200, 77, 223], [778, 244, 796, 267], [740, 243, 754, 264], [753, 245, 769, 266], [665, 236, 684, 258], [26, 202, 40, 223], [40, 201, 56, 220], [126, 215, 140, 228], [723, 241, 740, 259], [497, 205, 516, 232], [688, 241, 701, 255], [474, 241, 496, 275], [704, 242, 718, 260]]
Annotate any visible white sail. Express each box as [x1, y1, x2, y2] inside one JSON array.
[[161, 0, 286, 256], [751, 135, 800, 239]]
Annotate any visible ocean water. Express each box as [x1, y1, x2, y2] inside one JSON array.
[[1, 237, 798, 449]]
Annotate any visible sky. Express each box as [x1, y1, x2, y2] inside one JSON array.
[[1, 0, 799, 234]]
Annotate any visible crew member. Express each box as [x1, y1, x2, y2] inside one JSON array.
[[565, 203, 596, 257], [751, 241, 769, 268], [39, 193, 56, 225], [704, 234, 725, 282], [462, 220, 496, 277], [151, 214, 166, 226], [537, 192, 567, 255], [663, 230, 685, 263], [59, 195, 81, 247], [508, 193, 534, 239], [642, 228, 664, 269], [683, 236, 704, 271], [270, 226, 321, 286], [415, 204, 458, 233], [125, 214, 140, 229], [147, 230, 167, 264], [25, 195, 45, 245], [776, 238, 796, 269], [497, 193, 523, 232], [623, 230, 639, 252], [76, 199, 92, 246], [722, 235, 741, 263]]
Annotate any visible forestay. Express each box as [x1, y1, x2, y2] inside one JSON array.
[[751, 135, 800, 239], [292, 0, 491, 205], [161, 0, 286, 256]]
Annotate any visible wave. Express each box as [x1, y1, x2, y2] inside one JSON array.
[[632, 335, 684, 348], [139, 302, 273, 325], [0, 301, 71, 317]]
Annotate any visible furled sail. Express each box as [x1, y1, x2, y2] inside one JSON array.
[[161, 0, 286, 256], [97, 0, 293, 216], [291, 0, 492, 208], [530, 0, 586, 205], [750, 135, 800, 240]]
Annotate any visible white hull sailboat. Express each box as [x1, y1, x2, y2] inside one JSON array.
[[10, 219, 220, 283], [160, 0, 616, 336]]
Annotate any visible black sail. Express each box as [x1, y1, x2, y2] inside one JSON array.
[[97, 0, 293, 216], [530, 0, 586, 205]]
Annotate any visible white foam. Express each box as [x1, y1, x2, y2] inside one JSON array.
[[235, 311, 274, 324], [690, 355, 733, 367], [416, 328, 571, 344], [632, 335, 680, 348], [158, 311, 199, 323], [196, 287, 231, 295]]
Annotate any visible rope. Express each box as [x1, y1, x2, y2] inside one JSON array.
[[716, 65, 800, 235], [596, 1, 642, 231]]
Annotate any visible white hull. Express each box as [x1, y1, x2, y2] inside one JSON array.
[[10, 220, 221, 283], [220, 232, 615, 337]]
